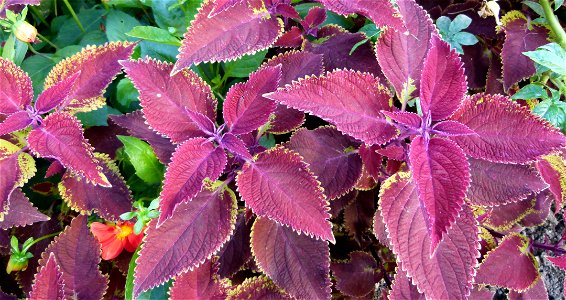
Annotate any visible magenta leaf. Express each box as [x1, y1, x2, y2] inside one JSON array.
[[450, 93, 566, 163], [217, 214, 253, 278], [251, 217, 331, 300], [419, 35, 467, 121], [536, 154, 566, 209], [519, 192, 552, 227], [344, 190, 375, 245], [158, 137, 227, 225], [184, 109, 215, 136], [0, 189, 49, 230], [0, 58, 32, 114], [432, 120, 475, 137], [121, 58, 217, 143], [29, 253, 65, 300], [380, 172, 479, 299], [265, 70, 397, 145], [508, 277, 547, 300], [286, 127, 362, 199], [390, 268, 425, 300], [133, 186, 237, 297], [329, 190, 357, 219], [45, 161, 65, 178], [316, 0, 403, 31], [208, 0, 241, 17], [475, 234, 538, 291], [220, 133, 252, 161], [0, 111, 32, 137], [236, 146, 334, 242], [229, 276, 292, 300], [275, 26, 303, 48], [39, 215, 107, 299], [34, 72, 80, 114], [224, 65, 282, 135], [382, 111, 422, 129], [359, 144, 382, 180], [409, 136, 470, 252], [375, 0, 436, 98], [484, 196, 535, 230], [377, 144, 406, 161], [546, 254, 566, 270], [302, 7, 326, 32], [27, 112, 110, 187], [467, 158, 547, 206], [331, 252, 378, 297], [372, 204, 391, 248], [169, 258, 228, 300], [172, 1, 283, 73]]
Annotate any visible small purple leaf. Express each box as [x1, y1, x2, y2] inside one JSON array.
[[220, 133, 252, 161], [0, 189, 49, 230], [34, 72, 80, 114], [185, 109, 215, 136], [45, 161, 65, 178], [0, 111, 32, 136], [169, 258, 228, 300], [484, 196, 535, 230], [536, 154, 566, 209], [0, 58, 32, 114], [382, 111, 422, 129], [331, 252, 378, 298], [29, 253, 65, 300], [302, 7, 326, 31], [432, 120, 476, 137], [358, 144, 382, 180]]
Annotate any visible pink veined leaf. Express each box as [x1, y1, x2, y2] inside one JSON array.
[[546, 254, 566, 270], [501, 12, 550, 91], [264, 69, 397, 146], [29, 253, 65, 300], [251, 217, 332, 300], [185, 109, 216, 136], [0, 189, 49, 230], [536, 154, 566, 210], [331, 252, 378, 298], [228, 276, 292, 300], [133, 186, 237, 298], [39, 215, 107, 300], [409, 136, 470, 253], [286, 127, 362, 199], [359, 144, 382, 180], [34, 72, 81, 114], [381, 111, 422, 129], [0, 111, 32, 136], [27, 112, 110, 187], [208, 0, 242, 17], [158, 137, 227, 226], [236, 146, 334, 242], [344, 190, 375, 245], [274, 26, 303, 48], [419, 35, 467, 121], [44, 42, 135, 113], [475, 234, 538, 291], [508, 277, 547, 300], [172, 1, 284, 73], [389, 268, 425, 300], [432, 120, 476, 137], [375, 0, 436, 98], [220, 133, 252, 161], [379, 172, 479, 299], [217, 214, 253, 278], [484, 196, 536, 230], [169, 258, 228, 300], [0, 58, 33, 114], [467, 158, 547, 206], [121, 59, 217, 143], [0, 154, 22, 216], [450, 93, 566, 163], [224, 65, 282, 135], [316, 0, 404, 31]]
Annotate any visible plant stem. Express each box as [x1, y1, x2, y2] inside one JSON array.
[[540, 0, 566, 50], [37, 33, 58, 50], [531, 242, 566, 255], [61, 0, 85, 33], [22, 232, 61, 253], [26, 43, 57, 61]]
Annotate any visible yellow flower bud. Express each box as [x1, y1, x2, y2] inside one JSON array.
[[6, 254, 30, 274], [13, 20, 38, 43]]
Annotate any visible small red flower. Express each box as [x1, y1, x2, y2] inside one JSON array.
[[90, 221, 144, 260]]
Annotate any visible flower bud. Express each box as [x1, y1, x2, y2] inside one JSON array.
[[6, 253, 31, 274], [13, 20, 37, 43]]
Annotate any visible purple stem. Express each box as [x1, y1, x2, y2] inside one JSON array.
[[531, 242, 566, 255]]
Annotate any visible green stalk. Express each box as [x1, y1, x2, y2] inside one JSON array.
[[37, 33, 58, 49], [540, 0, 566, 50], [62, 0, 85, 33], [21, 232, 61, 253]]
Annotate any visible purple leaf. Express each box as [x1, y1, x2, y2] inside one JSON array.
[[329, 190, 357, 219], [251, 217, 331, 300], [344, 190, 375, 245], [29, 253, 65, 300], [0, 153, 22, 217], [274, 26, 303, 48], [217, 214, 252, 278], [34, 72, 80, 114], [184, 109, 215, 136], [519, 191, 552, 228], [172, 1, 283, 73], [484, 196, 535, 230], [0, 189, 49, 230], [409, 136, 470, 252], [432, 120, 475, 137], [27, 112, 110, 187], [39, 215, 107, 299], [220, 133, 252, 161], [359, 144, 382, 180], [0, 111, 32, 138], [302, 7, 326, 32], [224, 65, 282, 135], [229, 276, 292, 300], [236, 146, 334, 242], [121, 59, 217, 143], [169, 258, 228, 300], [390, 268, 425, 300], [467, 158, 547, 206], [377, 144, 406, 161], [265, 70, 397, 145], [316, 0, 404, 31], [536, 154, 566, 209], [508, 277, 547, 300], [379, 172, 479, 299], [450, 93, 566, 163], [331, 252, 378, 298], [158, 137, 227, 225], [208, 0, 241, 17], [133, 186, 237, 297], [382, 111, 421, 129], [0, 58, 32, 114], [45, 161, 65, 178], [419, 35, 467, 121]]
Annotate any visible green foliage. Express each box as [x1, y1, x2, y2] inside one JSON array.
[[117, 136, 164, 184], [436, 14, 479, 54]]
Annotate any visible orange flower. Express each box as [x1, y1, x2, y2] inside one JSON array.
[[90, 221, 144, 260]]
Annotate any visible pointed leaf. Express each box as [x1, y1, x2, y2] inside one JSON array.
[[484, 196, 536, 230], [29, 253, 65, 300], [316, 0, 403, 31], [359, 144, 382, 180], [34, 72, 80, 114], [169, 258, 228, 300], [172, 1, 283, 72], [185, 109, 215, 136], [508, 277, 547, 300], [227, 276, 292, 300], [27, 112, 110, 187], [382, 111, 421, 129], [158, 138, 227, 225], [0, 189, 49, 230], [236, 146, 334, 242], [265, 70, 396, 145], [208, 0, 241, 17], [450, 93, 566, 163], [536, 154, 566, 208], [217, 214, 253, 278], [331, 252, 378, 298], [432, 120, 475, 137], [380, 172, 479, 299], [409, 136, 470, 252], [251, 217, 331, 300], [133, 186, 237, 297], [121, 59, 217, 143], [39, 215, 107, 299], [220, 133, 252, 161], [0, 111, 32, 136], [0, 57, 32, 114]]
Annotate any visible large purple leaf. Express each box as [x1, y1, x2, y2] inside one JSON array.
[[158, 137, 227, 225], [172, 1, 283, 73], [133, 186, 237, 297], [375, 0, 436, 98], [228, 276, 292, 300], [467, 158, 547, 206], [0, 189, 49, 230], [419, 35, 467, 121], [331, 252, 378, 298], [409, 136, 470, 252], [121, 59, 216, 143], [29, 253, 65, 300], [251, 217, 331, 300], [224, 65, 281, 135], [217, 214, 252, 278], [0, 58, 32, 114], [34, 72, 80, 114], [39, 215, 107, 299], [0, 111, 32, 136], [58, 153, 132, 221], [450, 93, 566, 163], [316, 0, 403, 31], [236, 146, 334, 242], [265, 70, 397, 145], [44, 42, 135, 113], [286, 127, 362, 199], [27, 112, 110, 187], [169, 258, 228, 300]]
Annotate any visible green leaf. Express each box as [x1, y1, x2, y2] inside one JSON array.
[[10, 236, 19, 252], [523, 0, 545, 16], [52, 8, 107, 48], [358, 23, 380, 41], [453, 32, 478, 46], [223, 50, 268, 78], [105, 10, 141, 42], [436, 16, 451, 33], [523, 43, 566, 76], [21, 54, 59, 96], [126, 26, 181, 46], [139, 40, 179, 63], [134, 220, 144, 234], [75, 105, 122, 127], [533, 99, 566, 132], [259, 134, 276, 149], [117, 136, 164, 184], [449, 14, 472, 33], [511, 83, 548, 100], [148, 198, 160, 210], [116, 78, 141, 113], [120, 211, 136, 220], [138, 280, 173, 300], [556, 0, 565, 10], [125, 247, 140, 300], [152, 0, 202, 37]]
